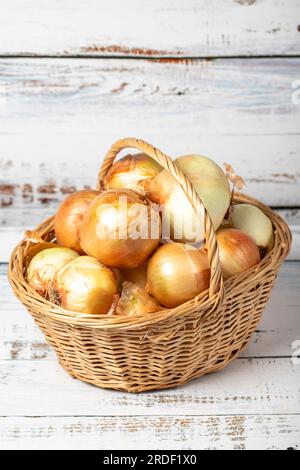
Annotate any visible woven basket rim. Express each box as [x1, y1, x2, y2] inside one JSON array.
[[8, 192, 291, 330]]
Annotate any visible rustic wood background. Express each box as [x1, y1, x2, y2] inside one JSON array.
[[0, 0, 299, 450]]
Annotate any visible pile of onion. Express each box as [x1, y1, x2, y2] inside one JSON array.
[[80, 189, 161, 269], [54, 189, 100, 253], [51, 256, 118, 315], [28, 150, 274, 316], [146, 243, 210, 308], [104, 153, 231, 244]]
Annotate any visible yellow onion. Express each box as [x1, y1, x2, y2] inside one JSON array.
[[229, 204, 274, 253], [80, 189, 161, 269], [52, 256, 118, 315], [26, 247, 79, 295], [103, 153, 162, 195], [216, 228, 260, 279], [120, 262, 148, 288], [24, 241, 57, 270], [146, 243, 210, 308], [145, 154, 231, 244], [116, 281, 161, 316], [54, 189, 100, 253]]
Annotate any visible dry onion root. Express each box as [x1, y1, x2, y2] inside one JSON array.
[[146, 243, 210, 308], [51, 256, 118, 315], [80, 189, 161, 269], [26, 247, 79, 296], [54, 189, 100, 253], [216, 228, 261, 280]]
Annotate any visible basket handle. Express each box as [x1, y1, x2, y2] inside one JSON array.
[[97, 137, 222, 298]]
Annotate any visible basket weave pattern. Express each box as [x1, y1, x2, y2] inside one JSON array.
[[8, 138, 291, 392]]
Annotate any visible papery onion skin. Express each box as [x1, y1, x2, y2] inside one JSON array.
[[146, 243, 210, 308], [229, 204, 274, 253], [52, 256, 118, 315], [146, 155, 231, 244], [26, 247, 79, 295], [116, 281, 161, 316], [54, 189, 100, 253], [216, 228, 260, 280], [103, 153, 162, 195], [80, 189, 161, 269]]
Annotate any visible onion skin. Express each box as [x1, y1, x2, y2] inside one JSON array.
[[146, 243, 210, 308], [146, 154, 231, 244], [229, 204, 274, 253], [54, 189, 100, 253], [116, 281, 161, 316], [216, 228, 260, 280], [26, 247, 79, 296], [103, 153, 162, 195], [80, 189, 161, 269], [52, 256, 118, 315]]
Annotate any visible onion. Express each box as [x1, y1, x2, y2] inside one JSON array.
[[146, 243, 210, 308], [216, 228, 260, 280], [80, 189, 161, 269], [103, 153, 162, 195], [24, 241, 57, 270], [145, 154, 231, 244], [116, 281, 161, 316], [120, 263, 148, 288], [52, 256, 118, 315], [54, 189, 100, 253], [26, 247, 79, 295], [229, 204, 274, 253]]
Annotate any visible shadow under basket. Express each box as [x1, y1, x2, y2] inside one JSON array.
[[8, 137, 292, 393]]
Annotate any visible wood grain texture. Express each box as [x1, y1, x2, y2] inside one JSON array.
[[0, 58, 299, 225], [1, 262, 299, 360], [0, 0, 299, 57], [0, 358, 299, 417], [1, 415, 299, 450]]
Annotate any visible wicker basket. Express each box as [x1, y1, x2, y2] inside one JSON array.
[[8, 138, 292, 392]]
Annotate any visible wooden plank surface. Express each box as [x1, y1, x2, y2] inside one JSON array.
[[0, 1, 299, 57], [1, 415, 299, 450], [0, 58, 299, 252], [1, 358, 299, 417], [1, 262, 299, 360]]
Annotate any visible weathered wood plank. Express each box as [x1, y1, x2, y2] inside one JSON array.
[[0, 58, 299, 225], [1, 262, 299, 360], [1, 414, 299, 450], [0, 358, 299, 416], [0, 0, 299, 57]]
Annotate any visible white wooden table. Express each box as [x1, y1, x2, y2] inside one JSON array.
[[0, 0, 300, 450]]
